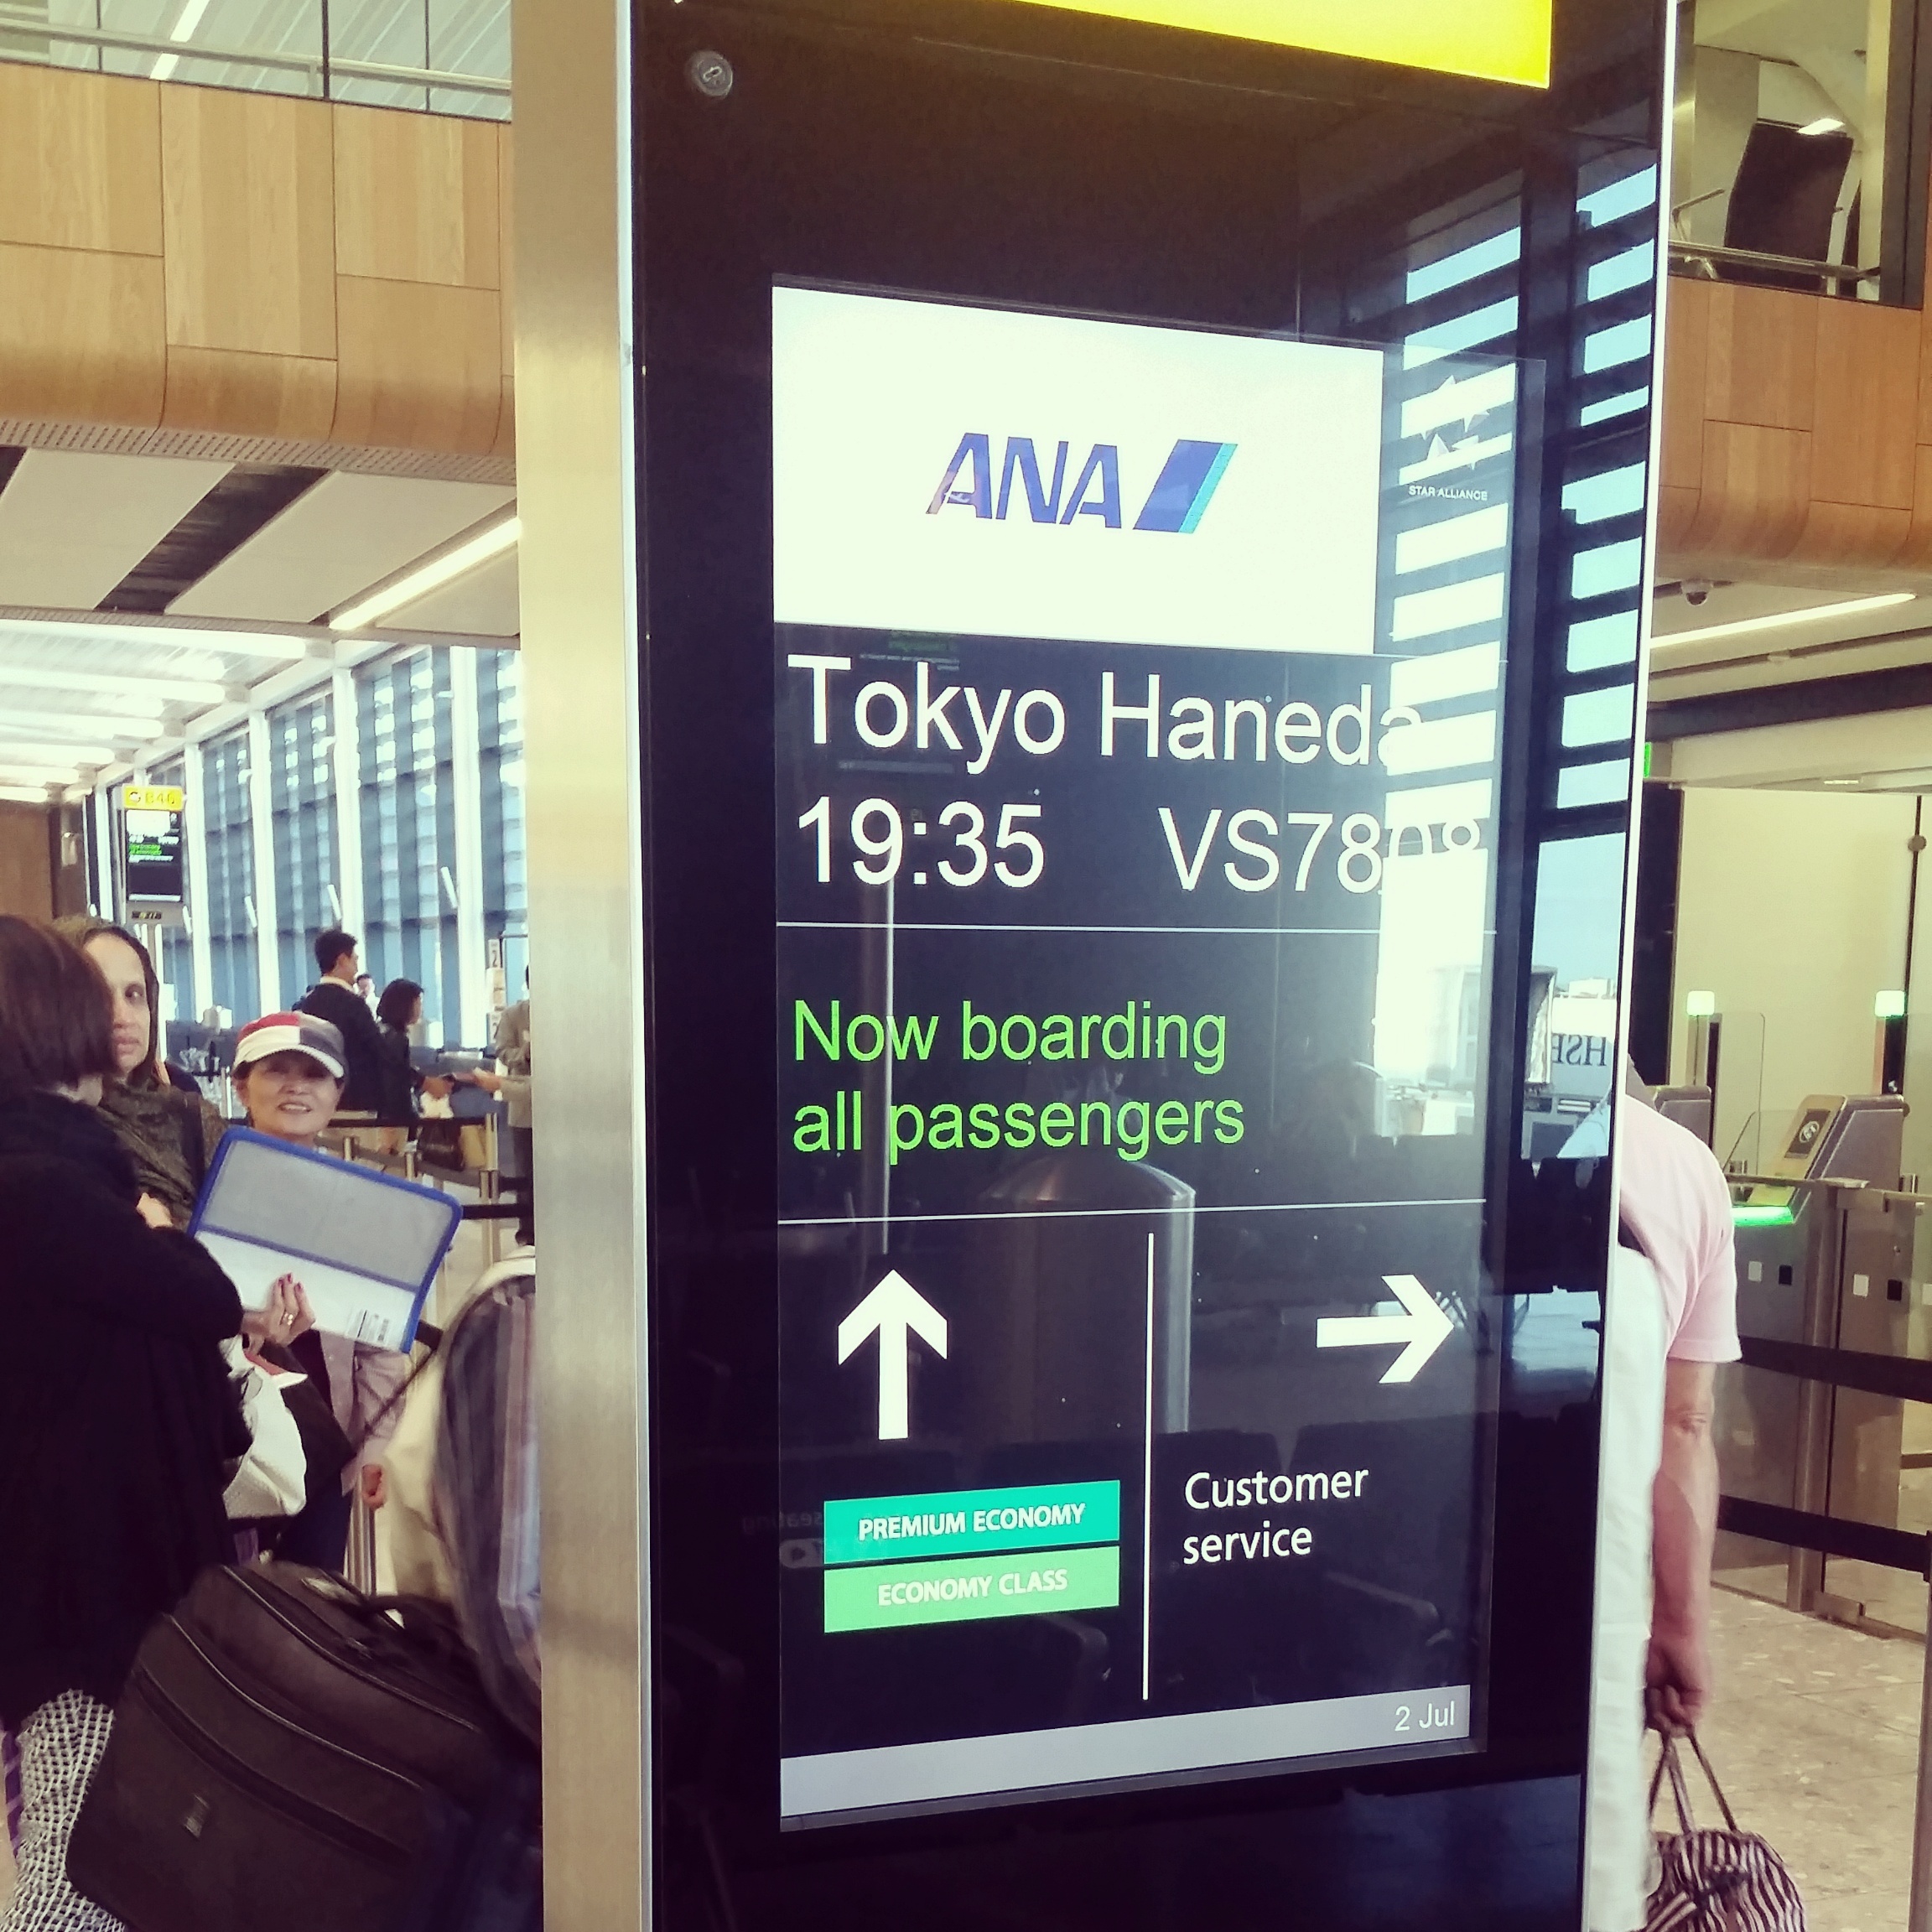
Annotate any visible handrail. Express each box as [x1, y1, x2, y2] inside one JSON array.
[[1668, 239, 1879, 284], [1739, 1333, 1932, 1407], [1718, 1494, 1932, 1578], [0, 13, 510, 98]]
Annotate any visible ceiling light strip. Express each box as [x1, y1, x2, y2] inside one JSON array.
[[1656, 591, 1915, 649], [330, 516, 520, 633]]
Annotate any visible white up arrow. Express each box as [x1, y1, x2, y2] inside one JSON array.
[[1315, 1274, 1454, 1384], [837, 1270, 948, 1441]]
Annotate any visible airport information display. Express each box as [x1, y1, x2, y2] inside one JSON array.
[[772, 288, 1514, 1825], [122, 783, 185, 902]]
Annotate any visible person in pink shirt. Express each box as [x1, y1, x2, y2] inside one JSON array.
[[1618, 1093, 1742, 1732]]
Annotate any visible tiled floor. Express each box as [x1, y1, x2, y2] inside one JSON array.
[[1698, 1584, 1928, 1932]]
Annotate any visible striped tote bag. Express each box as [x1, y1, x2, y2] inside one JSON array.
[[1647, 1733, 1805, 1930]]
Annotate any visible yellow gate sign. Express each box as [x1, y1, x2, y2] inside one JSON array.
[[122, 784, 185, 813]]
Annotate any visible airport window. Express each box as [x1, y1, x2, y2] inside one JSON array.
[[357, 648, 462, 1045], [267, 690, 341, 1010], [477, 647, 528, 994], [199, 727, 260, 1023], [148, 754, 195, 1026]]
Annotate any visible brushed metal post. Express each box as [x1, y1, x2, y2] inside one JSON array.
[[516, 0, 651, 1922], [1786, 1185, 1846, 1613]]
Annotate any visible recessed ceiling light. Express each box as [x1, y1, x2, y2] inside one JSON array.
[[0, 618, 307, 662], [1799, 115, 1846, 136], [1657, 591, 1914, 648], [1823, 776, 1861, 786], [330, 514, 520, 633]]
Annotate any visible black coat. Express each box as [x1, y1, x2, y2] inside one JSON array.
[[0, 1088, 246, 1726], [374, 1024, 419, 1128], [295, 979, 386, 1114]]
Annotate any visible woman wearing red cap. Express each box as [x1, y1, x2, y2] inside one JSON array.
[[231, 1012, 412, 1574]]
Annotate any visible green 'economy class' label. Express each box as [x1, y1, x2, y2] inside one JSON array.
[[824, 1545, 1121, 1632], [823, 1481, 1120, 1566]]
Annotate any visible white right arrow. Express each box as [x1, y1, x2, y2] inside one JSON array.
[[837, 1269, 948, 1441], [1315, 1274, 1454, 1384]]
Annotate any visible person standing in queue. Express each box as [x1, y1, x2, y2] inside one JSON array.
[[53, 917, 223, 1228], [230, 1012, 410, 1571], [293, 928, 385, 1116], [0, 916, 246, 1932], [373, 978, 454, 1131]]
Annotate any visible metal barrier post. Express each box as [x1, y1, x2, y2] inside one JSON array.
[[1789, 1188, 1848, 1612], [345, 1488, 380, 1596], [1913, 1630, 1932, 1932]]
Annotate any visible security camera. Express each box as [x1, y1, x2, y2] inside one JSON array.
[[1682, 579, 1713, 607]]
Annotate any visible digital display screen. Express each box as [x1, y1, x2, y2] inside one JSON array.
[[772, 287, 1515, 1826], [122, 784, 185, 902]]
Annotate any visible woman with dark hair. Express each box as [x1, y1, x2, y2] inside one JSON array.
[[373, 977, 451, 1130], [0, 916, 245, 1932], [53, 917, 223, 1229]]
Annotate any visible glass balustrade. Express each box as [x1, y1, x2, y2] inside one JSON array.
[[0, 0, 508, 118]]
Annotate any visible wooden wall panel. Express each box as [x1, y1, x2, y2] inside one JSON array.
[[0, 805, 55, 922], [160, 88, 336, 359], [1659, 280, 1708, 496], [332, 277, 502, 451], [0, 65, 514, 464], [494, 124, 515, 460], [1701, 283, 1816, 430], [1811, 301, 1918, 509], [1680, 422, 1811, 560], [0, 66, 161, 256], [0, 243, 166, 426], [163, 344, 337, 440], [1884, 448, 1932, 573], [333, 105, 500, 289]]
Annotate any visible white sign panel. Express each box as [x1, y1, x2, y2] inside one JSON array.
[[772, 287, 1384, 654]]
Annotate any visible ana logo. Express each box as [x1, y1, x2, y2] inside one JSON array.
[[927, 434, 1236, 532]]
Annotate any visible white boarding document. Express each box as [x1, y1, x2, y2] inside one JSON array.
[[192, 1130, 460, 1353]]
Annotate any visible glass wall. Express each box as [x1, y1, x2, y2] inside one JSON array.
[[0, 0, 510, 122], [149, 753, 195, 1026], [358, 648, 463, 1045], [199, 727, 259, 1023], [477, 647, 528, 999], [1670, 0, 1923, 303], [133, 647, 521, 1044], [267, 690, 340, 1007]]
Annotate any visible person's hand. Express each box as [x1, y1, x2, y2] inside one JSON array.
[[463, 1068, 505, 1096], [240, 1275, 316, 1346], [1646, 1627, 1712, 1735], [134, 1193, 173, 1230], [361, 1463, 387, 1510], [422, 1074, 454, 1099]]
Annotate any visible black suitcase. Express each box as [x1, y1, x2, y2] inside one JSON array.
[[68, 1563, 540, 1932]]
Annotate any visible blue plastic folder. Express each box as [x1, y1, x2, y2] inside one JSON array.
[[190, 1128, 462, 1354]]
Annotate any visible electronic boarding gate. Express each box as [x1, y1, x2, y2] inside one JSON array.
[[618, 0, 1671, 1924]]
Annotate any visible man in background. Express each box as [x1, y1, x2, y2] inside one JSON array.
[[494, 978, 532, 1249], [295, 929, 385, 1116]]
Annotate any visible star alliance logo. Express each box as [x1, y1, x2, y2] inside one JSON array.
[[927, 434, 1237, 532]]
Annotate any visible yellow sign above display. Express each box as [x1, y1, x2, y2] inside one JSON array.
[[991, 0, 1553, 86], [122, 784, 184, 813]]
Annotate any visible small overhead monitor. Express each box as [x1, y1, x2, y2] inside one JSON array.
[[122, 783, 185, 903]]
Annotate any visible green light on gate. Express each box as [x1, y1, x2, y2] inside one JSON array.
[[1732, 1204, 1795, 1228]]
